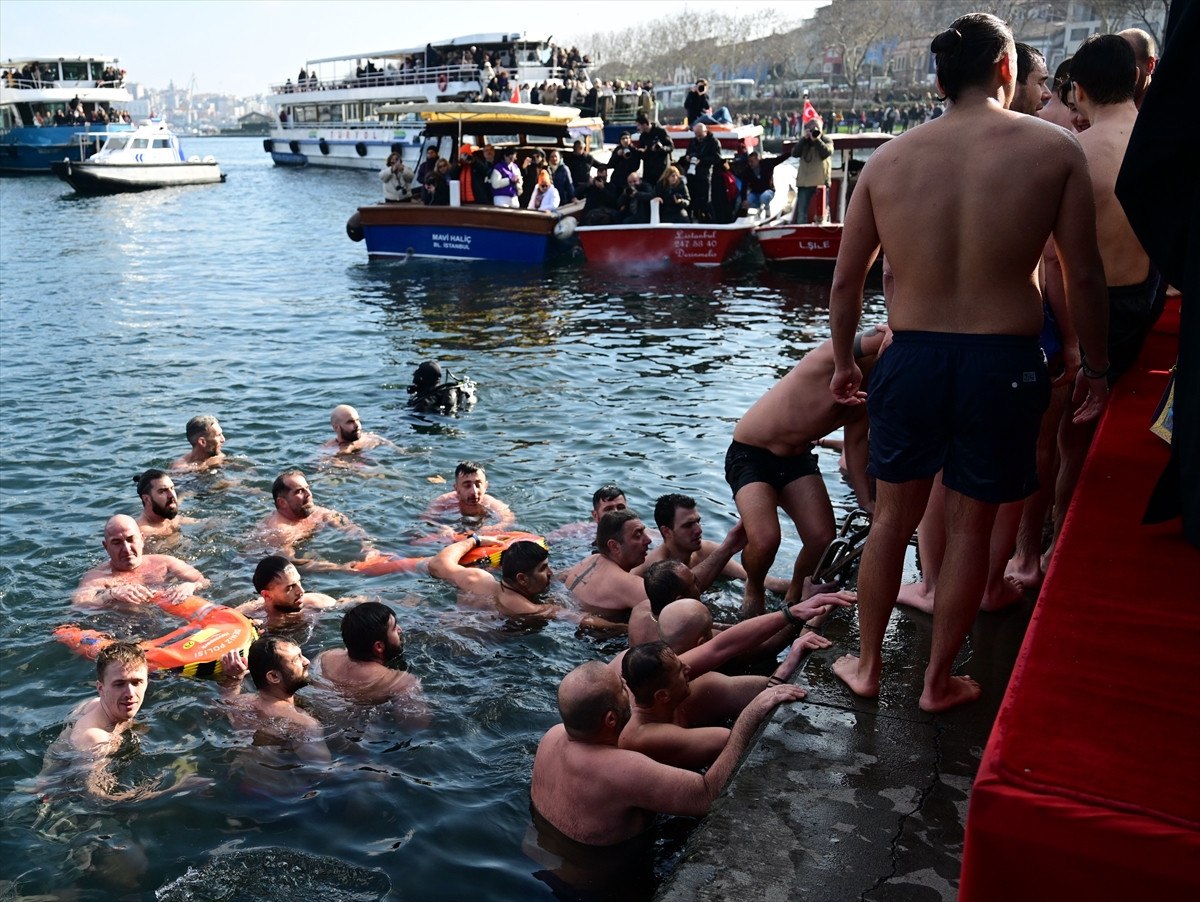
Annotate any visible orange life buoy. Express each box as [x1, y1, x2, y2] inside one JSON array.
[[457, 531, 547, 568], [54, 594, 256, 680]]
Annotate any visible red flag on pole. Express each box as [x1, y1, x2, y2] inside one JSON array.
[[510, 84, 520, 103], [802, 99, 821, 127]]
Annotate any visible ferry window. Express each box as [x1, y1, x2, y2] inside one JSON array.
[[153, 138, 170, 148], [131, 139, 149, 148], [317, 104, 343, 123], [61, 61, 89, 81], [104, 136, 129, 151]]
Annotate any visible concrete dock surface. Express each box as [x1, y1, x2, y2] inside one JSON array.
[[658, 598, 1034, 902]]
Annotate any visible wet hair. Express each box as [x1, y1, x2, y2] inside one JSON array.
[[247, 635, 289, 690], [929, 13, 1014, 103], [455, 461, 484, 481], [653, 493, 696, 530], [644, 560, 691, 616], [1070, 34, 1137, 106], [1015, 42, 1044, 85], [591, 484, 626, 510], [133, 468, 168, 499], [500, 540, 548, 582], [96, 641, 146, 681], [1052, 56, 1073, 92], [558, 662, 619, 737], [341, 601, 396, 662], [271, 469, 304, 502], [596, 509, 640, 553], [185, 414, 218, 444], [621, 641, 675, 705], [252, 554, 292, 593]]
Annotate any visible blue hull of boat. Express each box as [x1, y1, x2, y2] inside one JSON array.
[[362, 222, 552, 263], [0, 125, 132, 173]]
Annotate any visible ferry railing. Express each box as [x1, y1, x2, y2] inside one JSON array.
[[269, 62, 587, 96]]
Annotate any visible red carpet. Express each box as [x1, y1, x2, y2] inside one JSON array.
[[961, 298, 1200, 899]]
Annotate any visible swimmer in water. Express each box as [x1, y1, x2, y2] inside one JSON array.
[[429, 537, 627, 630], [172, 415, 226, 471], [73, 515, 208, 608], [257, 469, 372, 560], [321, 404, 395, 456], [545, 483, 629, 545], [234, 555, 342, 631], [133, 469, 197, 539], [315, 601, 429, 724], [422, 461, 515, 534], [530, 661, 803, 846]]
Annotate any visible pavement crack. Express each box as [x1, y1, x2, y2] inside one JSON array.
[[858, 717, 946, 901]]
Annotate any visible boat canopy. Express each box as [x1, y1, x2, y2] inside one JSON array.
[[379, 102, 602, 138], [303, 34, 555, 67]]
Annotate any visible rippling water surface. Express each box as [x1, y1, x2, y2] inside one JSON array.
[[0, 137, 885, 899]]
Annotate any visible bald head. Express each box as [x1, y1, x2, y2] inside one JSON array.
[[693, 122, 708, 138], [1118, 27, 1157, 106], [103, 515, 145, 572], [558, 661, 627, 740], [658, 599, 713, 653], [330, 404, 362, 443]]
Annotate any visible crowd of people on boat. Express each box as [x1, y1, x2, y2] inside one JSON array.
[[20, 99, 131, 128], [3, 63, 124, 90]]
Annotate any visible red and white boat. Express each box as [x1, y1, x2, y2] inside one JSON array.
[[754, 132, 892, 264], [572, 201, 757, 267], [664, 122, 762, 155]]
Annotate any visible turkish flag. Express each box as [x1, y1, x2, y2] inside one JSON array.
[[802, 99, 821, 127], [510, 84, 521, 103]]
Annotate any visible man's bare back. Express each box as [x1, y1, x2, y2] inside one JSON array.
[[1075, 104, 1147, 286], [316, 649, 422, 704], [562, 554, 645, 617]]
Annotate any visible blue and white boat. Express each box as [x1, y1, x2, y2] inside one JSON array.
[[51, 121, 224, 195], [347, 102, 603, 263], [1, 56, 133, 173]]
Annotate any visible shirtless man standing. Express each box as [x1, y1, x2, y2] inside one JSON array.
[[429, 537, 627, 630], [258, 469, 370, 559], [316, 602, 428, 723], [1050, 34, 1160, 559], [422, 461, 515, 534], [562, 510, 744, 621], [172, 415, 225, 471], [827, 13, 1109, 712], [133, 469, 196, 538], [322, 404, 393, 456], [530, 661, 803, 846], [234, 554, 340, 631], [1010, 42, 1052, 116], [728, 325, 888, 616], [1117, 28, 1157, 109], [74, 515, 208, 607]]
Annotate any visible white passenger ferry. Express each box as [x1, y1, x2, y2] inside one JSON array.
[[263, 33, 591, 171], [1, 56, 133, 173]]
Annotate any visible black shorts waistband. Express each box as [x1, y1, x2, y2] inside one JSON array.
[[1108, 268, 1160, 300], [889, 331, 1041, 352]]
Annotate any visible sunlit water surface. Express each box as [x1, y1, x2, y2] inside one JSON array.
[[0, 137, 885, 899]]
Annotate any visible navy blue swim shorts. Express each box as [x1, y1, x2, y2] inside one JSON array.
[[1107, 269, 1163, 383], [867, 331, 1050, 504]]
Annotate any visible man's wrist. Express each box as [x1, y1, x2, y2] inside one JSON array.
[[781, 604, 807, 631]]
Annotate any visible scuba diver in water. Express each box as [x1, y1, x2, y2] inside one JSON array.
[[406, 360, 477, 414]]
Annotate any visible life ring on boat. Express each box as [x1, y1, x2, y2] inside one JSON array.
[[318, 138, 330, 155], [262, 138, 273, 153], [355, 141, 368, 157], [53, 594, 257, 680], [437, 73, 449, 94], [289, 139, 301, 155]]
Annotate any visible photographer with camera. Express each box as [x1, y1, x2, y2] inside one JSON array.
[[380, 152, 415, 203], [606, 132, 643, 199], [636, 112, 673, 184], [791, 119, 833, 223]]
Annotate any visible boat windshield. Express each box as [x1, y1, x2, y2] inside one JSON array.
[[103, 136, 129, 152]]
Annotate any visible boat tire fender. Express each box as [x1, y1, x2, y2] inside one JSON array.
[[346, 211, 364, 242], [318, 138, 330, 155], [262, 139, 273, 153], [289, 139, 300, 155], [355, 142, 368, 157]]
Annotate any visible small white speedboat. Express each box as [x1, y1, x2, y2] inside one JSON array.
[[52, 121, 225, 194]]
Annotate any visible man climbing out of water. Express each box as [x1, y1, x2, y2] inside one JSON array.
[[234, 554, 342, 631], [421, 460, 515, 535], [172, 414, 225, 471], [529, 661, 804, 846], [429, 537, 627, 630], [315, 601, 429, 724], [133, 468, 197, 539], [727, 325, 888, 617], [74, 515, 208, 607], [322, 404, 394, 456], [561, 510, 745, 622], [827, 13, 1109, 712], [257, 469, 372, 561]]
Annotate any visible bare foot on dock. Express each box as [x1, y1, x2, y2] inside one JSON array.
[[1004, 555, 1043, 594], [895, 580, 934, 614], [832, 654, 879, 699], [980, 574, 1025, 612], [919, 675, 981, 713]]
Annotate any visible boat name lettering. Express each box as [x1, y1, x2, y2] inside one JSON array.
[[673, 231, 720, 256], [800, 239, 832, 250], [432, 232, 472, 250]]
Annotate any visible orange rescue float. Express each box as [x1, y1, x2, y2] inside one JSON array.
[[54, 593, 257, 680]]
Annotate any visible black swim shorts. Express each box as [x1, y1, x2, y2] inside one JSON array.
[[1107, 268, 1164, 383], [866, 331, 1050, 505], [724, 439, 820, 497]]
